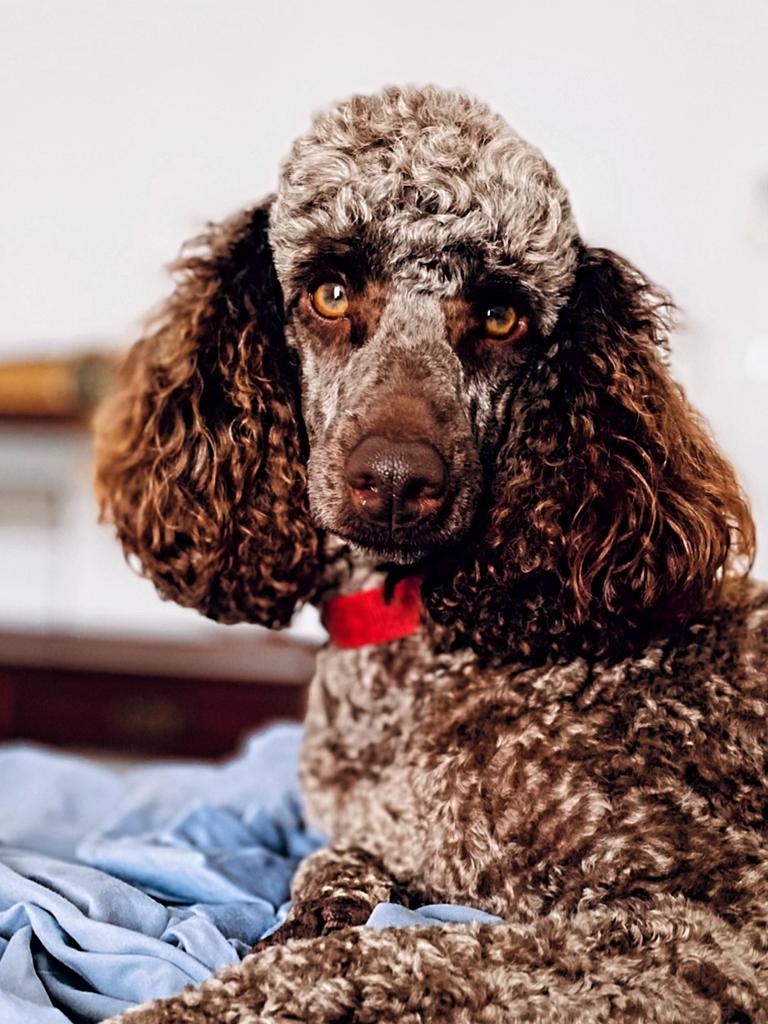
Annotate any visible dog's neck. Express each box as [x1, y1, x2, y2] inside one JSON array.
[[318, 535, 389, 599], [314, 535, 424, 649], [318, 534, 427, 599]]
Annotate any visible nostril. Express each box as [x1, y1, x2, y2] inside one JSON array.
[[399, 474, 446, 523], [346, 472, 378, 493], [403, 474, 445, 498], [401, 477, 442, 507]]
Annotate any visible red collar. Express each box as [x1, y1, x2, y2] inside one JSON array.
[[321, 575, 423, 649]]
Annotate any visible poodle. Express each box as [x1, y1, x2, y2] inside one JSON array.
[[95, 86, 768, 993]]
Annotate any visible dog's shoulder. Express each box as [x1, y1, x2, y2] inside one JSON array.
[[672, 575, 768, 691]]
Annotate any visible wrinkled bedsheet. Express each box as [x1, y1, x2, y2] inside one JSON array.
[[0, 726, 497, 1024]]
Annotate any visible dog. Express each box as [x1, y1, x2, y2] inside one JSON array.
[[95, 86, 767, 957]]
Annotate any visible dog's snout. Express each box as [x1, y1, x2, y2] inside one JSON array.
[[345, 436, 448, 528]]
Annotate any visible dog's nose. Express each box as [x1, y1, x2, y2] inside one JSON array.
[[345, 436, 448, 528]]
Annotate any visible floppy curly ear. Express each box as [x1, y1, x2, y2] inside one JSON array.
[[425, 247, 755, 661], [94, 202, 322, 627]]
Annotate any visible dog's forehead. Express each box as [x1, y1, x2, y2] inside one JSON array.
[[269, 87, 581, 335]]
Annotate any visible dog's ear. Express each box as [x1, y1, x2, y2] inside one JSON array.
[[425, 247, 754, 661], [94, 202, 322, 628]]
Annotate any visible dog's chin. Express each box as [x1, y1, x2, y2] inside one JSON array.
[[332, 530, 430, 565], [327, 518, 456, 566]]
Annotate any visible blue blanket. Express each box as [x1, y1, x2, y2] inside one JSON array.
[[0, 725, 499, 1023]]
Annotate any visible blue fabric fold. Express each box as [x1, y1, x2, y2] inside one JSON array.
[[0, 725, 321, 1023], [365, 902, 503, 928]]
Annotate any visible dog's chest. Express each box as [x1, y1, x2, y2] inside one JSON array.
[[297, 595, 768, 918], [299, 636, 618, 908]]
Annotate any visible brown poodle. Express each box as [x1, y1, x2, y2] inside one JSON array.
[[96, 87, 768, 1021]]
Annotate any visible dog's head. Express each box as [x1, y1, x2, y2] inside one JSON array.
[[96, 86, 754, 659], [270, 88, 577, 564]]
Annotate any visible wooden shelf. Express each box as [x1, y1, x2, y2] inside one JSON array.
[[0, 354, 115, 422], [0, 629, 317, 758]]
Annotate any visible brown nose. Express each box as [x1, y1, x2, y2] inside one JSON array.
[[345, 436, 448, 528]]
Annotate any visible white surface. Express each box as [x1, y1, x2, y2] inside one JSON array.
[[0, 0, 766, 636]]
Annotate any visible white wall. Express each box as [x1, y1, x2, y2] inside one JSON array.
[[0, 0, 766, 636]]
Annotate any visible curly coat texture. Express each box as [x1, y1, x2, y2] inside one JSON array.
[[424, 246, 755, 660], [96, 87, 767, 1023], [94, 205, 320, 627], [106, 899, 768, 1024], [270, 87, 579, 333]]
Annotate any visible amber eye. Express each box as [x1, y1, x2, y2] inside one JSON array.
[[484, 304, 520, 339], [311, 281, 350, 319]]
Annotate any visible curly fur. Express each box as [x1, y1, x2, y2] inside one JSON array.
[[95, 86, 766, 1022], [95, 205, 321, 626], [424, 247, 755, 661], [106, 898, 768, 1024], [270, 86, 580, 334]]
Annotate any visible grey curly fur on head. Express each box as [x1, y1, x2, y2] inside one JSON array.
[[271, 86, 580, 334]]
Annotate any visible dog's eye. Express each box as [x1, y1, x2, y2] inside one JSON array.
[[311, 282, 350, 319], [484, 304, 526, 341]]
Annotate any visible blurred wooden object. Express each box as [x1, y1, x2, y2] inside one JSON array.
[[0, 354, 115, 422], [0, 630, 316, 758]]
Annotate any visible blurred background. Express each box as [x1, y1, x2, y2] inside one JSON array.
[[0, 0, 766, 756]]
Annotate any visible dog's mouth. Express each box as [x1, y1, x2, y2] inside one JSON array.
[[331, 511, 461, 565]]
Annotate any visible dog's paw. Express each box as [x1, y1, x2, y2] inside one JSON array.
[[251, 894, 375, 954], [319, 894, 374, 931]]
